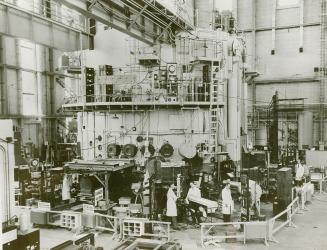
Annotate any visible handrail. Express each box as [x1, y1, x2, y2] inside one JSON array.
[[268, 196, 300, 243], [200, 221, 267, 247], [200, 195, 306, 248]]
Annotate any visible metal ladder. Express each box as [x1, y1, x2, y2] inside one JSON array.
[[320, 0, 327, 142], [208, 60, 221, 154]]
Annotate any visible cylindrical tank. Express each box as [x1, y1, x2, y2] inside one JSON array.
[[178, 143, 197, 159], [195, 0, 215, 29], [298, 111, 313, 149], [227, 61, 239, 139], [255, 126, 267, 146]]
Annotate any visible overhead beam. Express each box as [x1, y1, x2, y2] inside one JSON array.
[[61, 0, 193, 45], [61, 0, 156, 45], [0, 1, 92, 51]]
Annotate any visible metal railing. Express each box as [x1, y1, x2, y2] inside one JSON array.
[[17, 206, 170, 242], [200, 221, 268, 247], [200, 195, 308, 248], [94, 213, 119, 236], [267, 197, 300, 243]]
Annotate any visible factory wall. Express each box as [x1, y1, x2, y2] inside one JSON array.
[[237, 0, 323, 146], [237, 0, 320, 30], [243, 26, 320, 79], [0, 35, 77, 155]]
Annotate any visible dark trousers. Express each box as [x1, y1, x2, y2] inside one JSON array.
[[188, 202, 202, 224], [223, 214, 231, 222], [170, 216, 177, 227]]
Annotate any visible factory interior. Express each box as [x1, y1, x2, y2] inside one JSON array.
[[1, 0, 327, 249]]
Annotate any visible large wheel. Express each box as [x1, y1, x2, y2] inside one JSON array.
[[159, 143, 174, 158], [107, 144, 121, 157], [122, 144, 138, 158]]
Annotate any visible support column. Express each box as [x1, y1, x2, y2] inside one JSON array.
[[0, 36, 7, 115], [47, 48, 57, 161], [105, 173, 110, 204], [271, 0, 277, 54]]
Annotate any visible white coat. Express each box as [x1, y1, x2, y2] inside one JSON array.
[[222, 186, 233, 215], [62, 175, 71, 201], [166, 188, 177, 217], [295, 163, 305, 181], [187, 186, 201, 199], [248, 180, 262, 209]]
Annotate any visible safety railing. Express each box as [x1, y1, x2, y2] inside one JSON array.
[[47, 210, 63, 227], [94, 213, 119, 237], [200, 221, 268, 247], [143, 220, 171, 241], [267, 196, 300, 243], [122, 218, 171, 241], [201, 195, 308, 247], [23, 206, 169, 241]]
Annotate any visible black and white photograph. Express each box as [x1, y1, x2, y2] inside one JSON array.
[[0, 0, 326, 249]]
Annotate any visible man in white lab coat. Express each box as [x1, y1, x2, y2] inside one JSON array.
[[295, 159, 305, 186], [62, 174, 72, 204], [222, 179, 233, 222], [166, 183, 178, 229]]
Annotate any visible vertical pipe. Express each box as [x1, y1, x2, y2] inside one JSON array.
[[272, 0, 277, 53], [299, 0, 304, 49], [0, 36, 6, 115], [228, 61, 238, 140], [298, 113, 304, 150], [105, 173, 110, 204], [194, 0, 214, 29]]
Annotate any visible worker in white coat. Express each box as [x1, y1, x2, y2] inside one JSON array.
[[295, 159, 305, 186], [222, 179, 233, 222], [248, 180, 262, 215], [166, 184, 178, 229], [62, 174, 71, 203], [185, 181, 205, 224]]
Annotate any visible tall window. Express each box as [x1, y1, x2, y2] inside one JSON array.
[[21, 71, 38, 116], [19, 40, 39, 116]]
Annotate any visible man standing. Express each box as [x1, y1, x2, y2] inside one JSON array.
[[295, 159, 305, 186], [166, 183, 178, 229], [222, 179, 233, 222]]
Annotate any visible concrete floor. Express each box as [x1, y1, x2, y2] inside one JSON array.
[[39, 193, 327, 250]]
